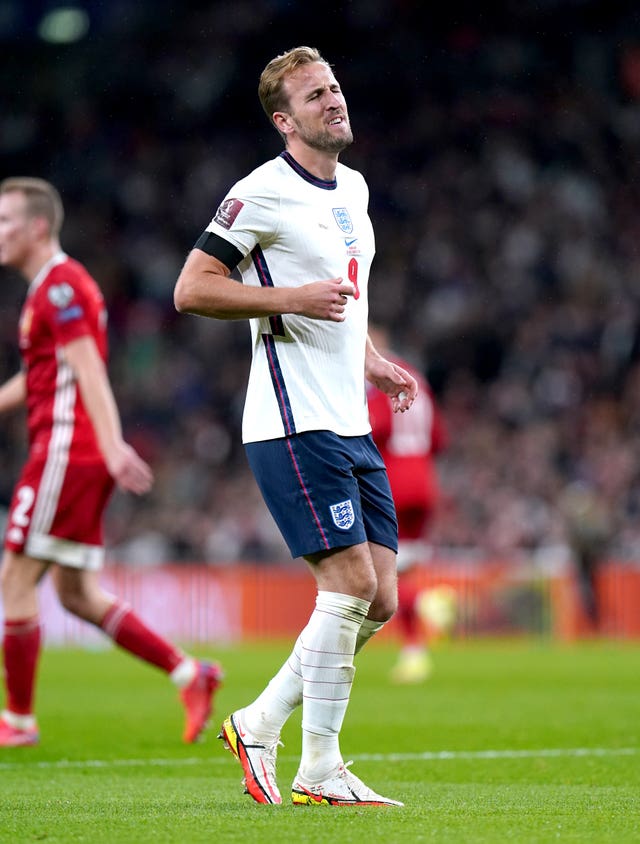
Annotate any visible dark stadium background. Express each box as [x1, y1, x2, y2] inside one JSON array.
[[2, 0, 640, 639]]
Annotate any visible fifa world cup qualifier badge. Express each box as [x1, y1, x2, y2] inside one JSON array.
[[214, 198, 244, 230]]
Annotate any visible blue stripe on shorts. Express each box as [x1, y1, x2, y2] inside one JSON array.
[[245, 430, 398, 559]]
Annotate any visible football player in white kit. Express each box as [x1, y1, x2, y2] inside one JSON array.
[[174, 46, 417, 807]]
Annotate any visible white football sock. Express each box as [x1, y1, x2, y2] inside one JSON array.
[[298, 590, 370, 784], [2, 709, 37, 730], [242, 637, 304, 741], [355, 617, 385, 654], [169, 657, 197, 688]]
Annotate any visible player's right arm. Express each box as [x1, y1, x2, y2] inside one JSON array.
[[62, 336, 153, 496], [0, 371, 26, 415], [174, 249, 353, 322]]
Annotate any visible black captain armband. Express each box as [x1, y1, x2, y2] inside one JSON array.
[[194, 231, 243, 271]]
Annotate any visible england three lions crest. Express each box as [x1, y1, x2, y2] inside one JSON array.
[[332, 207, 353, 234], [330, 499, 355, 530]]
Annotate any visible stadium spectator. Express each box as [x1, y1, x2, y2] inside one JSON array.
[[1, 4, 640, 585], [367, 323, 449, 682], [0, 177, 222, 747], [559, 480, 613, 632], [174, 46, 414, 807]]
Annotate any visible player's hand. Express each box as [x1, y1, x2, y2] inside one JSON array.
[[293, 278, 355, 321], [105, 442, 154, 494], [366, 359, 418, 413]]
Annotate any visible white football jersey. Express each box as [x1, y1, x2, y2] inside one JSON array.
[[201, 152, 375, 443]]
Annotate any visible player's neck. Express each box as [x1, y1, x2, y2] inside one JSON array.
[[22, 241, 61, 283], [286, 141, 338, 181]]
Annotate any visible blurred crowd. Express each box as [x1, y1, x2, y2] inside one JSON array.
[[2, 0, 640, 566]]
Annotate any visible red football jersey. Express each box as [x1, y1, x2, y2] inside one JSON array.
[[18, 252, 107, 462], [367, 356, 448, 517]]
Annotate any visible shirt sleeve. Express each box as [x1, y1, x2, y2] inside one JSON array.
[[197, 172, 281, 267], [194, 230, 244, 270], [41, 275, 93, 346]]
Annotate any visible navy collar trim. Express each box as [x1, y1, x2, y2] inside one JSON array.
[[280, 151, 337, 190]]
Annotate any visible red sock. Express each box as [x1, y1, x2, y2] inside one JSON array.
[[100, 602, 184, 673], [3, 617, 42, 715]]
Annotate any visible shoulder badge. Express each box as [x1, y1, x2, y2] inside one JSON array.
[[214, 198, 244, 230], [47, 282, 75, 309]]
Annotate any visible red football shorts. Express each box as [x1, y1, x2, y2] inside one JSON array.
[[4, 455, 115, 570]]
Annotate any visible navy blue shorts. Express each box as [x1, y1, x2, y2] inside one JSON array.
[[245, 431, 398, 559]]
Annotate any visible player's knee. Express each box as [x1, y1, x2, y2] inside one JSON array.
[[379, 596, 399, 623], [361, 574, 378, 601], [0, 564, 16, 603], [0, 554, 34, 605], [58, 588, 91, 619], [370, 588, 398, 623], [343, 566, 378, 602], [0, 559, 10, 594], [309, 545, 379, 601]]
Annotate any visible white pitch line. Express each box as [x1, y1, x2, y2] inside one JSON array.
[[356, 748, 639, 761], [0, 747, 635, 772]]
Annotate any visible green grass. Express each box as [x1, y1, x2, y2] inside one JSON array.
[[0, 639, 639, 843]]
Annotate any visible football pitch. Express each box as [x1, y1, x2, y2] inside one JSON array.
[[0, 639, 638, 843]]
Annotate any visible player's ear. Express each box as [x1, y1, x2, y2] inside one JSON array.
[[273, 111, 294, 137], [29, 215, 51, 241]]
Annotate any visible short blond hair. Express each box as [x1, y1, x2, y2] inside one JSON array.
[[0, 177, 64, 237], [258, 46, 330, 132]]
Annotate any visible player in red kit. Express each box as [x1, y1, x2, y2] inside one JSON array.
[[0, 177, 222, 746], [367, 325, 449, 683]]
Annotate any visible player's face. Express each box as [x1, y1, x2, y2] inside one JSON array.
[[280, 61, 353, 153], [0, 191, 35, 271]]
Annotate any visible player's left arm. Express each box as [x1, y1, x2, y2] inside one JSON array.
[[365, 334, 417, 413], [62, 336, 153, 495]]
